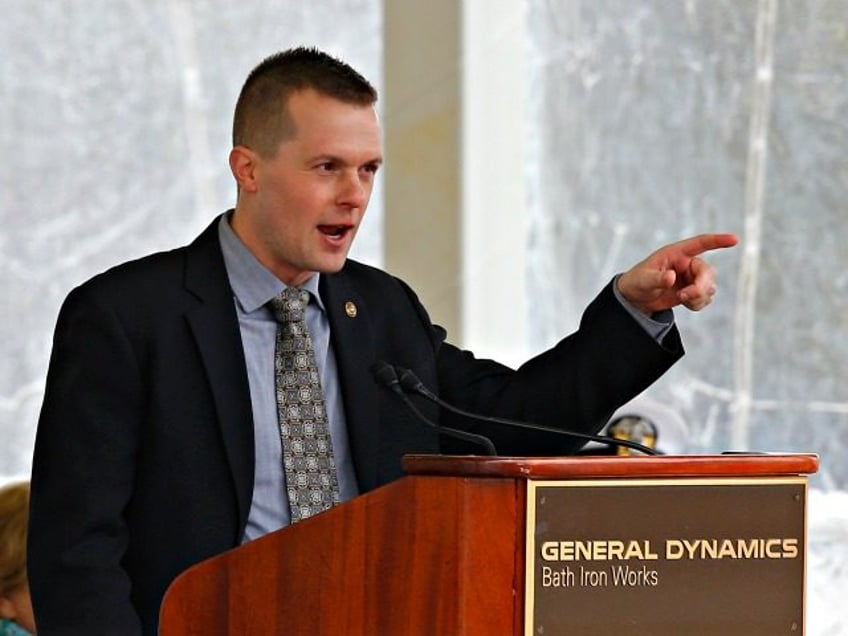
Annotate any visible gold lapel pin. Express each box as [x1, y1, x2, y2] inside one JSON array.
[[344, 301, 357, 318]]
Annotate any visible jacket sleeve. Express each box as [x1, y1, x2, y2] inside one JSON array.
[[435, 279, 684, 455], [29, 284, 144, 635]]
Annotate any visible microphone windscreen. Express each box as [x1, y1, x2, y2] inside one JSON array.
[[370, 361, 400, 389]]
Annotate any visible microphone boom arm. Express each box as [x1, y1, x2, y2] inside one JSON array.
[[371, 362, 497, 456], [396, 367, 658, 457]]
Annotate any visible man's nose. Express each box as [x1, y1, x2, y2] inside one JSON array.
[[338, 171, 369, 208]]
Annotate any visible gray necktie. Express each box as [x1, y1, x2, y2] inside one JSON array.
[[268, 288, 340, 523]]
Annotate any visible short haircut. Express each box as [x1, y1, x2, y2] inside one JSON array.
[[0, 481, 29, 594], [232, 46, 378, 158]]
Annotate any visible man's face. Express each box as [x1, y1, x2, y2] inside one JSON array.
[[232, 88, 383, 286]]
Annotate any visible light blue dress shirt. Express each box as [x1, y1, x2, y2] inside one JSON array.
[[217, 214, 359, 542]]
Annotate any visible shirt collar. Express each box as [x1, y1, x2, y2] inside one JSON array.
[[217, 211, 325, 313]]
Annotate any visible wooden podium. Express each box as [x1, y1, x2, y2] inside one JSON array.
[[159, 453, 818, 635]]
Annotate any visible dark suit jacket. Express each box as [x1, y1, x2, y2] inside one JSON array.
[[28, 218, 682, 635]]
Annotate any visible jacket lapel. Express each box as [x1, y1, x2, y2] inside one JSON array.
[[320, 272, 381, 492], [183, 220, 255, 530]]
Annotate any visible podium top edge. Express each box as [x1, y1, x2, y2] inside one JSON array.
[[402, 453, 820, 479]]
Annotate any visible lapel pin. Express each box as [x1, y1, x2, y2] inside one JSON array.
[[344, 301, 357, 318]]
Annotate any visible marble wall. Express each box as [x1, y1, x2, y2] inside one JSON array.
[[528, 0, 847, 480]]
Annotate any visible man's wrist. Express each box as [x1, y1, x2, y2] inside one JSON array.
[[612, 275, 674, 341]]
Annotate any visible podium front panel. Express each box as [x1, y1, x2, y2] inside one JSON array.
[[525, 477, 807, 636]]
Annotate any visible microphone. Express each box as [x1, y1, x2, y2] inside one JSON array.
[[371, 362, 497, 456], [394, 366, 659, 456]]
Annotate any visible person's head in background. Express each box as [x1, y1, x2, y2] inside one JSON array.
[[0, 482, 35, 634]]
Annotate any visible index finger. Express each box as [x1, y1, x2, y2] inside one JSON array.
[[677, 233, 739, 257]]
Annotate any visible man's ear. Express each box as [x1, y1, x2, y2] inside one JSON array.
[[0, 593, 16, 620], [229, 146, 260, 193]]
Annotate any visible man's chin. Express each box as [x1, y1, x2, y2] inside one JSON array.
[[315, 256, 349, 274]]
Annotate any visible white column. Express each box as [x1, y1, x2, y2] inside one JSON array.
[[383, 1, 527, 364], [461, 0, 527, 366]]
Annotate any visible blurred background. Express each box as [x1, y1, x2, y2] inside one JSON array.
[[1, 1, 845, 633]]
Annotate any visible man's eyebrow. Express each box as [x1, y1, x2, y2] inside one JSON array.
[[309, 154, 384, 166]]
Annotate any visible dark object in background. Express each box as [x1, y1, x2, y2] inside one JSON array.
[[577, 414, 658, 456]]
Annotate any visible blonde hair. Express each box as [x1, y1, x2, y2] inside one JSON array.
[[0, 481, 29, 594]]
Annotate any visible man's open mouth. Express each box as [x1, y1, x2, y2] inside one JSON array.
[[318, 225, 351, 239]]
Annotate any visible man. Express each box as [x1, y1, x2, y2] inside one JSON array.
[[28, 47, 736, 635]]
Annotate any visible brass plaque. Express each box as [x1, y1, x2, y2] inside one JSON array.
[[525, 477, 806, 635]]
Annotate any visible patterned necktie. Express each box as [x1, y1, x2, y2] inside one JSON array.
[[268, 287, 340, 523]]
